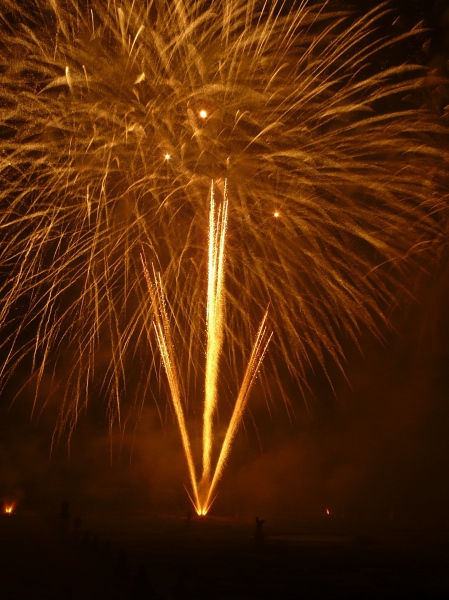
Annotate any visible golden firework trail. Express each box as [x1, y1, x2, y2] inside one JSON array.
[[143, 182, 271, 514]]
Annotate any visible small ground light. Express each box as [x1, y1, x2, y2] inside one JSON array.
[[199, 109, 208, 119], [274, 211, 280, 217], [164, 153, 171, 160]]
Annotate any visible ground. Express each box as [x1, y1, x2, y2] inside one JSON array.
[[1, 508, 449, 599]]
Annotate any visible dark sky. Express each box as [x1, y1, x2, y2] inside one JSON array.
[[1, 0, 448, 526]]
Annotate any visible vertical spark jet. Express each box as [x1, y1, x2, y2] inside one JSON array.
[[201, 181, 228, 498]]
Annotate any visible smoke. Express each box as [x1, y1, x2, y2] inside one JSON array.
[[223, 264, 449, 528]]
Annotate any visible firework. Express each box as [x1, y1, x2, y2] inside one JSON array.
[[0, 1, 447, 451], [142, 181, 271, 514]]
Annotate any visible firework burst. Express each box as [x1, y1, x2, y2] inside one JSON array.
[[0, 0, 447, 448]]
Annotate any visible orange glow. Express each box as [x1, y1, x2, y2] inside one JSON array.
[[199, 109, 208, 119], [164, 153, 171, 160], [326, 508, 330, 515], [274, 211, 279, 217], [3, 502, 15, 515]]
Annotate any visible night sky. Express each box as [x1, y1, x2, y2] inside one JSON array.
[[1, 0, 448, 527]]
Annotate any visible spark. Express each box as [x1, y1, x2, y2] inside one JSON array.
[[199, 109, 208, 119]]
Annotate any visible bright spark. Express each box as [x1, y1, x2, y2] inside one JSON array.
[[199, 109, 208, 119]]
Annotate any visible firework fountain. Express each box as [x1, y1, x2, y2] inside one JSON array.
[[142, 181, 271, 514], [0, 1, 448, 505]]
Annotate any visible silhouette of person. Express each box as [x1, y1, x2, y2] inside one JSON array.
[[254, 516, 265, 546], [130, 564, 154, 599]]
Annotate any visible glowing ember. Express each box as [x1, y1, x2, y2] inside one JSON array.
[[3, 502, 15, 515], [326, 508, 330, 516]]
